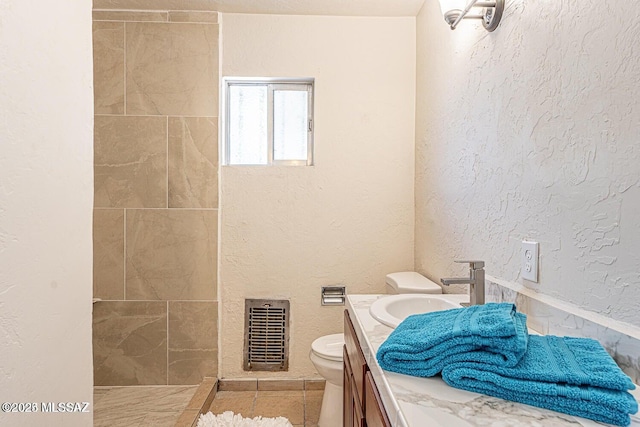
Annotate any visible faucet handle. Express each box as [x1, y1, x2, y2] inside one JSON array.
[[454, 260, 485, 269]]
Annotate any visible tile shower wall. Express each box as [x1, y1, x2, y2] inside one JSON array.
[[92, 10, 219, 386]]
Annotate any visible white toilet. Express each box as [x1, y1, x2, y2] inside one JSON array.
[[309, 333, 344, 427], [309, 272, 441, 427]]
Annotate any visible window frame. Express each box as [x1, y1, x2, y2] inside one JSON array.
[[222, 77, 315, 166]]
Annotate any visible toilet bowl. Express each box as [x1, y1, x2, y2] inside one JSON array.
[[309, 333, 344, 427]]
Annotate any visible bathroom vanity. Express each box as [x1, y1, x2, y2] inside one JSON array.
[[345, 294, 640, 427], [344, 307, 391, 427]]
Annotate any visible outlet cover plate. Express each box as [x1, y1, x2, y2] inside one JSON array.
[[521, 241, 539, 282]]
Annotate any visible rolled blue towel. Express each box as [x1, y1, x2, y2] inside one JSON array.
[[441, 335, 638, 427], [376, 303, 528, 377]]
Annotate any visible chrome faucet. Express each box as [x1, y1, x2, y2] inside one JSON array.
[[440, 260, 485, 306]]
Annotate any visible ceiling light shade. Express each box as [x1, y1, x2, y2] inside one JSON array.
[[438, 0, 466, 21], [437, 0, 504, 32], [438, 0, 467, 15]]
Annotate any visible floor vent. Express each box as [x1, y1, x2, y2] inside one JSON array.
[[243, 299, 290, 371]]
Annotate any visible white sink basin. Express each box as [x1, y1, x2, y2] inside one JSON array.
[[369, 294, 465, 329]]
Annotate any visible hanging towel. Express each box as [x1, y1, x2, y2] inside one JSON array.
[[376, 303, 528, 377], [441, 335, 639, 427]]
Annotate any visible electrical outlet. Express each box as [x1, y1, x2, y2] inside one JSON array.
[[521, 241, 539, 282]]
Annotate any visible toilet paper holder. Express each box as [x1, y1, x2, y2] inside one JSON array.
[[321, 286, 346, 306]]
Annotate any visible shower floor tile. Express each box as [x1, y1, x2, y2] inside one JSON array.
[[93, 385, 197, 427]]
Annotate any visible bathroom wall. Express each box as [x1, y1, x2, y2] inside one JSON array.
[[415, 1, 640, 328], [487, 277, 640, 383], [91, 10, 219, 385], [0, 1, 94, 426], [219, 14, 416, 378]]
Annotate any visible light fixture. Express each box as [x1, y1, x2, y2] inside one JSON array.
[[438, 0, 504, 32]]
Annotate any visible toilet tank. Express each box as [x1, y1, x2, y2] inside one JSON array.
[[385, 271, 442, 294]]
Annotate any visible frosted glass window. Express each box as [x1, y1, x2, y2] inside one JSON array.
[[228, 86, 268, 165], [274, 90, 308, 161], [224, 78, 314, 166]]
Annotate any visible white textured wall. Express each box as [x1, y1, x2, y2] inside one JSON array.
[[415, 1, 640, 327], [220, 14, 415, 377], [0, 1, 94, 426]]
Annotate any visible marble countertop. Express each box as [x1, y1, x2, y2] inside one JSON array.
[[346, 294, 640, 427]]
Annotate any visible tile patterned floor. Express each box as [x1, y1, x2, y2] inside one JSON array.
[[205, 389, 323, 427], [93, 385, 198, 427]]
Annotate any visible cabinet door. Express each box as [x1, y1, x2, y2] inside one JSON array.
[[344, 310, 367, 407], [352, 379, 365, 427], [365, 371, 391, 427], [343, 347, 354, 427]]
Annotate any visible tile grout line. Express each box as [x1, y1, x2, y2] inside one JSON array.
[[95, 20, 219, 25], [123, 208, 127, 299], [94, 113, 218, 118], [167, 300, 170, 386], [123, 21, 126, 116], [89, 299, 217, 302], [251, 390, 257, 418], [165, 116, 169, 209], [94, 207, 219, 211], [302, 390, 306, 427]]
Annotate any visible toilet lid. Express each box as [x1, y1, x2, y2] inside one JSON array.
[[311, 333, 344, 362], [386, 271, 442, 294]]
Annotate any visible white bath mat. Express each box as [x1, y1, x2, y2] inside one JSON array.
[[196, 411, 293, 427]]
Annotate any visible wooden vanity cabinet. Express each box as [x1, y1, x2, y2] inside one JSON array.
[[365, 371, 391, 427], [344, 310, 391, 427], [343, 348, 355, 427]]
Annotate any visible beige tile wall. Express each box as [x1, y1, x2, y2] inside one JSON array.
[[92, 10, 219, 386]]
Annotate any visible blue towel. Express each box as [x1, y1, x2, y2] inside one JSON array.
[[376, 303, 528, 377], [441, 335, 639, 427]]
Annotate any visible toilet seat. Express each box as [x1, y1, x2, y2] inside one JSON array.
[[311, 333, 344, 362]]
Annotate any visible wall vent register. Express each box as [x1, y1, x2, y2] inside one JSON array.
[[243, 299, 290, 371]]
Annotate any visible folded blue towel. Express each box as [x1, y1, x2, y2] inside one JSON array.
[[441, 335, 638, 427], [376, 303, 528, 377]]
